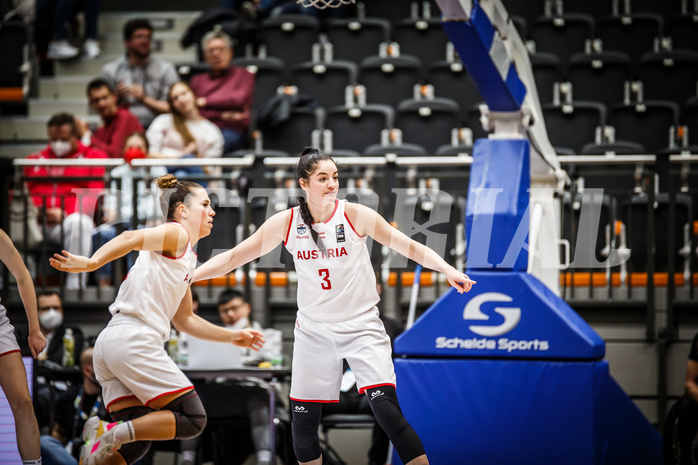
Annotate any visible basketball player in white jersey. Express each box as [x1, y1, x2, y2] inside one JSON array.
[[193, 148, 476, 465], [49, 174, 265, 465], [0, 228, 47, 465]]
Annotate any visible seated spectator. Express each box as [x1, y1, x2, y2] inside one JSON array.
[[190, 30, 254, 154], [146, 82, 224, 187], [101, 18, 179, 128], [37, 0, 102, 59], [15, 291, 85, 430], [179, 289, 283, 465], [40, 347, 110, 465], [23, 112, 108, 289], [76, 78, 144, 159]]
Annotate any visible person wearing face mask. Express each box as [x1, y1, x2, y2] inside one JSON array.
[[23, 112, 108, 289], [39, 347, 111, 465], [177, 289, 283, 465]]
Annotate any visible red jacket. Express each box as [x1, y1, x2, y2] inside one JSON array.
[[24, 143, 108, 216], [92, 107, 144, 158]]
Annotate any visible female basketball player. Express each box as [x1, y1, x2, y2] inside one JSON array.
[[193, 147, 475, 465], [50, 174, 264, 465], [0, 228, 47, 465]]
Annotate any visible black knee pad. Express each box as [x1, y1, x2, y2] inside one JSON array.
[[291, 400, 322, 463], [365, 385, 425, 464], [110, 406, 153, 465], [162, 390, 207, 439]]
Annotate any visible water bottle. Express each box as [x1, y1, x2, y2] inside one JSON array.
[[168, 329, 179, 363], [177, 333, 189, 367], [62, 328, 75, 367]]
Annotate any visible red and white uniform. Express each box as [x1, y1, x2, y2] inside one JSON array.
[[94, 223, 197, 410], [285, 199, 395, 402], [0, 299, 20, 357]]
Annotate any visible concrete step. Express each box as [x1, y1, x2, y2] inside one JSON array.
[[0, 115, 100, 142], [39, 76, 92, 99], [29, 98, 90, 117], [100, 32, 191, 56], [0, 143, 45, 160], [99, 11, 200, 36], [53, 52, 196, 77]]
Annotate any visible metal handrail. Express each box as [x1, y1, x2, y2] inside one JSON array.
[[558, 155, 657, 164]]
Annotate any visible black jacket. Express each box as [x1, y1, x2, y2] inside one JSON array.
[[16, 324, 84, 366]]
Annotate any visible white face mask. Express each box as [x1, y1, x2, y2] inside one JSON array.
[[39, 308, 63, 331], [227, 317, 249, 330], [50, 140, 72, 157]]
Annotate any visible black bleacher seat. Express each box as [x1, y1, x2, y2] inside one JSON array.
[[502, 0, 546, 29], [325, 17, 391, 65], [581, 140, 646, 155], [393, 17, 450, 74], [561, 191, 617, 269], [639, 50, 698, 105], [258, 106, 324, 155], [530, 52, 564, 104], [232, 56, 287, 111], [427, 60, 481, 122], [684, 97, 698, 144], [609, 100, 680, 153], [542, 101, 606, 154], [325, 104, 393, 154], [0, 20, 31, 102], [529, 13, 595, 65], [395, 97, 460, 155], [290, 60, 358, 109], [622, 192, 692, 273], [665, 13, 698, 53], [567, 51, 633, 110], [465, 103, 489, 140], [626, 0, 683, 17], [261, 15, 320, 69], [361, 0, 428, 25], [596, 13, 663, 65], [560, 0, 613, 19], [359, 54, 422, 108]]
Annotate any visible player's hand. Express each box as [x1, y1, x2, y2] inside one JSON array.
[[231, 329, 265, 352], [50, 250, 95, 273], [446, 268, 476, 294], [28, 330, 47, 359]]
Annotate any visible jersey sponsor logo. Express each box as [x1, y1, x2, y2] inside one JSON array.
[[336, 224, 345, 242], [296, 235, 310, 239], [297, 224, 307, 235], [296, 247, 348, 260], [434, 292, 549, 353]]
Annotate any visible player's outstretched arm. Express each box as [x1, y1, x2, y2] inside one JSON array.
[[345, 203, 476, 294], [193, 209, 292, 282], [0, 229, 46, 358], [172, 287, 265, 351], [50, 223, 188, 274]]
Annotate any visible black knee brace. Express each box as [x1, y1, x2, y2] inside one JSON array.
[[162, 390, 207, 440], [291, 400, 322, 463], [365, 385, 425, 464], [110, 406, 153, 465]]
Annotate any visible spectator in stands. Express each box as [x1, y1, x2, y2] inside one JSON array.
[[190, 29, 254, 154], [24, 112, 108, 289], [76, 78, 144, 159], [146, 82, 224, 187], [40, 347, 110, 465], [101, 18, 179, 128], [37, 0, 102, 59], [179, 289, 282, 465]]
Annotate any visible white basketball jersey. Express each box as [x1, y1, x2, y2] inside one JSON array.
[[285, 199, 379, 322], [108, 223, 197, 341]]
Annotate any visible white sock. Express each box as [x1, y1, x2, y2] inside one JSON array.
[[181, 450, 197, 463], [109, 421, 136, 444], [23, 459, 42, 465], [257, 449, 272, 464]]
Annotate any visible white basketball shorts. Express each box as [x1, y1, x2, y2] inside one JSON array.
[[290, 307, 396, 402], [93, 319, 192, 411], [0, 304, 20, 357]]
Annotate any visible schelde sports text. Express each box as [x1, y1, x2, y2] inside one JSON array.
[[435, 337, 550, 352]]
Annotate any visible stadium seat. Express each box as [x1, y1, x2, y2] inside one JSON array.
[[427, 57, 481, 121], [393, 17, 450, 74], [325, 104, 393, 154], [395, 97, 460, 154], [258, 106, 324, 155], [639, 50, 698, 105], [596, 13, 663, 65], [325, 17, 391, 64], [684, 97, 698, 145], [567, 51, 633, 110], [0, 20, 31, 101], [359, 54, 422, 108], [530, 52, 564, 104], [529, 13, 595, 65], [232, 56, 287, 111], [559, 0, 612, 19], [261, 15, 320, 69], [665, 13, 698, 53], [542, 101, 606, 154], [502, 0, 546, 29], [609, 100, 680, 153], [290, 60, 358, 109]]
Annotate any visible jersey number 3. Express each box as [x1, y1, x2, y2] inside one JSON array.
[[319, 269, 332, 290]]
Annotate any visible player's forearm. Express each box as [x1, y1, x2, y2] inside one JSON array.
[[16, 271, 40, 333], [89, 231, 139, 270], [177, 314, 233, 343], [193, 249, 236, 282]]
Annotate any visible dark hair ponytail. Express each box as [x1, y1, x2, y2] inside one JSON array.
[[156, 174, 202, 221], [295, 147, 336, 253]]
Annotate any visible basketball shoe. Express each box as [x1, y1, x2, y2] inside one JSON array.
[[79, 416, 123, 465]]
